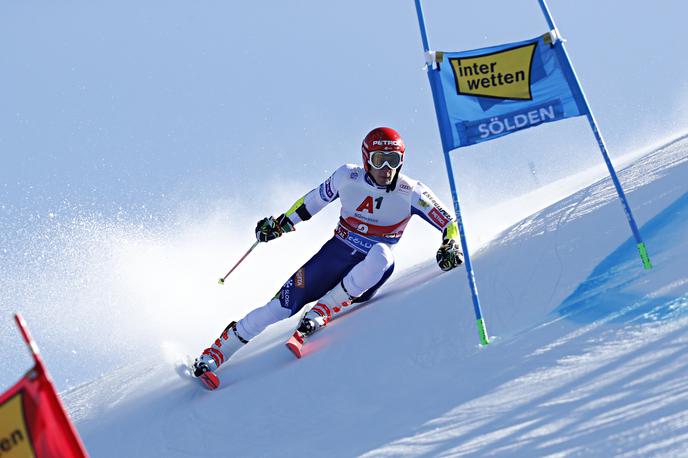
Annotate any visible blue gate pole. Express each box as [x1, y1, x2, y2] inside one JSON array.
[[414, 0, 490, 345], [537, 0, 652, 270]]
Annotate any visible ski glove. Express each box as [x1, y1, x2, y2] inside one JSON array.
[[436, 239, 464, 271], [255, 214, 295, 243]]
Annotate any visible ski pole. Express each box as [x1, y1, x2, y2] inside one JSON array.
[[218, 240, 260, 285]]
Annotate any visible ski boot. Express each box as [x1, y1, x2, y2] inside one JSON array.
[[286, 282, 356, 358], [191, 356, 220, 390], [192, 321, 248, 389], [297, 309, 329, 337], [304, 281, 356, 333]]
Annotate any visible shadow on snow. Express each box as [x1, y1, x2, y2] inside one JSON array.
[[556, 191, 688, 324]]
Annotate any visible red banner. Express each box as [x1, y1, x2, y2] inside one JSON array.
[[0, 315, 88, 458]]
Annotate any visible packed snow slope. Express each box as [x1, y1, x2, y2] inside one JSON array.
[[63, 137, 688, 457]]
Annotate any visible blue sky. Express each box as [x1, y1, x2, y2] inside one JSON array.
[[2, 1, 685, 217], [1, 0, 686, 390]]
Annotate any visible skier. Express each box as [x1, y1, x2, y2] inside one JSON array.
[[193, 127, 464, 378]]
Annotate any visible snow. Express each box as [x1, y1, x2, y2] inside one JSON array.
[[55, 135, 688, 456]]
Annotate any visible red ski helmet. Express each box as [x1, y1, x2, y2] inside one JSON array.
[[361, 127, 405, 172]]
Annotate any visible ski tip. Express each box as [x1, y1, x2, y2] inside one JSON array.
[[286, 334, 303, 359], [199, 371, 220, 390], [286, 331, 305, 358], [286, 342, 302, 359]]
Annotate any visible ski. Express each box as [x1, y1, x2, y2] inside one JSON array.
[[285, 330, 305, 359], [197, 371, 220, 390]]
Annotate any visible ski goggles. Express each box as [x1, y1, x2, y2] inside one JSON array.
[[367, 151, 403, 170]]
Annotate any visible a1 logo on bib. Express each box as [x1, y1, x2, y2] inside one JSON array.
[[356, 196, 383, 213], [449, 42, 537, 100]]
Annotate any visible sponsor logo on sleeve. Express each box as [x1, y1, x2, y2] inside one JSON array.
[[429, 207, 450, 228], [319, 178, 335, 201], [417, 198, 430, 209], [324, 178, 334, 199], [421, 191, 452, 222], [350, 171, 359, 180]]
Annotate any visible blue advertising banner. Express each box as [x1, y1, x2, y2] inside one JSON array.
[[436, 33, 588, 149]]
